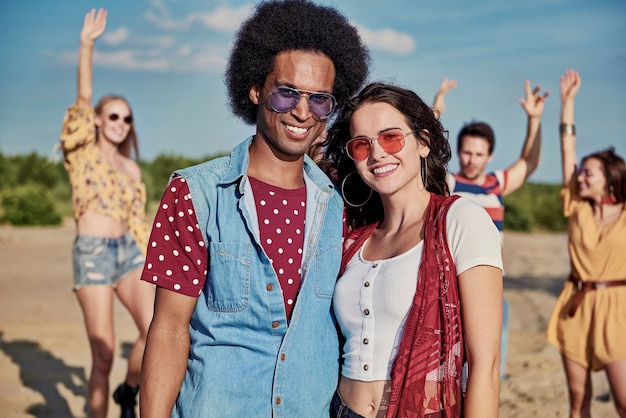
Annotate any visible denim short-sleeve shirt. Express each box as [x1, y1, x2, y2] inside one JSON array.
[[169, 136, 343, 418]]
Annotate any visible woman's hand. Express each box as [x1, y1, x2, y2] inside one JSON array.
[[80, 8, 107, 47], [76, 8, 107, 106], [560, 68, 581, 104]]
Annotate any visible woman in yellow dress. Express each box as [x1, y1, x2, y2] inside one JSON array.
[[60, 8, 154, 418], [546, 69, 626, 418]]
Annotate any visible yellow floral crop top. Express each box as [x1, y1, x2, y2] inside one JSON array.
[[60, 104, 150, 254]]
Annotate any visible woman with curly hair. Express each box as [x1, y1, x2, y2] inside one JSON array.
[[139, 1, 370, 416], [546, 69, 626, 418], [325, 82, 503, 417]]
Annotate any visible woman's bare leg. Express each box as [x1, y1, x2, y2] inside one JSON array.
[[76, 285, 116, 418], [116, 267, 155, 386], [605, 358, 626, 417]]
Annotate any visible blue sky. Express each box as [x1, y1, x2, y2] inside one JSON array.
[[1, 0, 624, 184]]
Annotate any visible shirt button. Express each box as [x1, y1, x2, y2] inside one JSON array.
[[272, 321, 279, 328], [364, 281, 370, 287], [275, 397, 281, 405], [280, 353, 286, 361], [372, 263, 378, 268], [266, 283, 274, 291], [363, 364, 369, 371], [363, 338, 369, 344], [363, 309, 370, 315]]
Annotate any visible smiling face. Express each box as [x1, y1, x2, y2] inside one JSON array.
[[95, 99, 133, 146], [249, 50, 336, 162], [577, 157, 607, 201], [349, 101, 429, 198]]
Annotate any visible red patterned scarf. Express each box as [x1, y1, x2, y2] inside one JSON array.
[[340, 194, 463, 418]]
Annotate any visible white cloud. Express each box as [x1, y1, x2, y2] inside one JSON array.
[[186, 49, 228, 72], [148, 0, 170, 18], [92, 50, 168, 71], [177, 45, 193, 57], [99, 25, 176, 49], [144, 5, 252, 33], [102, 27, 129, 46], [137, 35, 176, 49], [44, 49, 76, 66], [356, 25, 416, 56], [85, 44, 228, 73], [144, 10, 185, 30], [48, 24, 228, 74], [187, 6, 254, 33]]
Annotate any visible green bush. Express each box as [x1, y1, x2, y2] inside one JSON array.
[[141, 153, 226, 202], [0, 152, 64, 189], [1, 151, 569, 232], [1, 183, 62, 226], [503, 199, 532, 232], [504, 182, 567, 232]]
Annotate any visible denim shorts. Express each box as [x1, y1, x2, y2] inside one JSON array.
[[72, 232, 145, 290], [330, 389, 365, 418]]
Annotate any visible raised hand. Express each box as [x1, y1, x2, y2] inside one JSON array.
[[80, 8, 107, 46], [437, 77, 457, 97], [432, 77, 458, 117], [560, 69, 581, 103], [519, 80, 549, 118]]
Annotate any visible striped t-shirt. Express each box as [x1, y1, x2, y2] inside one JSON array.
[[448, 171, 507, 240]]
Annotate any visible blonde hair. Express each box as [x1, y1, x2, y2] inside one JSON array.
[[94, 95, 139, 160]]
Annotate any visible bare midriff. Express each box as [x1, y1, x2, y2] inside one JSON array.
[[338, 377, 391, 418], [76, 210, 127, 238]]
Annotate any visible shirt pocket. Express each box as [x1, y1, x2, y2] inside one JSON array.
[[206, 242, 251, 312], [313, 238, 341, 299]]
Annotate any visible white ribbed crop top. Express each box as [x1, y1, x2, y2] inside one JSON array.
[[333, 197, 503, 381]]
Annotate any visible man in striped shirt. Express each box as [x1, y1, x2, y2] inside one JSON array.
[[434, 78, 549, 380]]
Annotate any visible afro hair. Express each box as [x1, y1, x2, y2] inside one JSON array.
[[225, 0, 370, 125]]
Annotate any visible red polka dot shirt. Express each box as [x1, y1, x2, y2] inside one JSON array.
[[141, 177, 207, 297], [141, 176, 307, 321], [249, 177, 305, 320]]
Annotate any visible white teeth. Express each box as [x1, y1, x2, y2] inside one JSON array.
[[373, 165, 397, 174], [286, 125, 308, 135]]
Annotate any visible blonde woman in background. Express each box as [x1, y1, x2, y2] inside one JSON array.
[[59, 8, 154, 418]]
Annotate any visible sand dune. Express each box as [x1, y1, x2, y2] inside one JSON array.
[[0, 221, 618, 417]]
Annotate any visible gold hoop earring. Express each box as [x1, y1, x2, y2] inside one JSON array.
[[341, 171, 373, 208], [418, 157, 428, 191]]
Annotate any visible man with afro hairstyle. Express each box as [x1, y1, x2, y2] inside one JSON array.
[[139, 1, 370, 417]]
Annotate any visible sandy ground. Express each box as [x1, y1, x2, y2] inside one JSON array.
[[0, 220, 619, 417]]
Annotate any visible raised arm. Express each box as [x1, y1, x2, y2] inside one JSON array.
[[503, 80, 549, 195], [432, 77, 457, 119], [559, 69, 581, 187], [76, 8, 107, 107]]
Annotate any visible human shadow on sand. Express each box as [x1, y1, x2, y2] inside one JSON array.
[[0, 332, 135, 417], [0, 331, 88, 417], [503, 274, 566, 298]]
